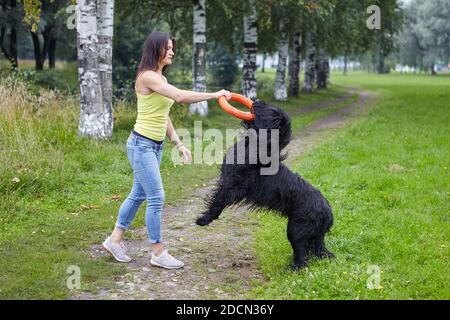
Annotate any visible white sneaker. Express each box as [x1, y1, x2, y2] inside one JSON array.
[[102, 236, 132, 263], [150, 250, 184, 269]]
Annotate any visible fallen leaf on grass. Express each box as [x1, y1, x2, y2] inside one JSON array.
[[11, 177, 20, 183], [389, 164, 405, 173], [80, 204, 99, 211]]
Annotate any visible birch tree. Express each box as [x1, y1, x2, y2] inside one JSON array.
[[301, 0, 337, 93], [242, 0, 257, 99], [190, 0, 208, 116], [316, 47, 328, 89], [97, 0, 114, 135], [288, 31, 301, 97], [302, 31, 315, 93], [77, 0, 114, 139], [274, 18, 288, 101]]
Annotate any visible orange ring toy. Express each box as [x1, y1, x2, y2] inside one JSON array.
[[218, 93, 255, 121]]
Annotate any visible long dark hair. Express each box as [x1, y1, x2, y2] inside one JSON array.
[[136, 32, 176, 78]]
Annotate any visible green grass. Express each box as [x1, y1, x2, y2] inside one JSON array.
[[0, 66, 353, 299], [249, 73, 450, 299], [0, 59, 79, 94], [4, 65, 447, 299]]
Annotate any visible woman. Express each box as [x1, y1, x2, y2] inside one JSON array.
[[102, 31, 231, 269]]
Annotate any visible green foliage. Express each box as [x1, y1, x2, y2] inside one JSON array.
[[113, 1, 194, 99], [22, 0, 42, 32], [33, 68, 78, 92], [207, 43, 239, 88], [398, 0, 450, 70], [112, 13, 160, 100], [206, 0, 244, 54], [1, 65, 78, 94]]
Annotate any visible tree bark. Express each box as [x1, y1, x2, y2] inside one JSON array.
[[0, 0, 18, 70], [97, 0, 114, 137], [31, 31, 44, 70], [326, 56, 330, 84], [262, 52, 266, 73], [241, 0, 257, 99], [31, 26, 53, 71], [377, 55, 385, 74], [190, 0, 208, 116], [0, 26, 18, 70], [302, 31, 315, 93], [77, 0, 113, 139], [343, 49, 348, 75], [377, 37, 385, 74], [42, 27, 51, 68], [9, 27, 17, 69], [48, 36, 56, 69], [274, 19, 288, 101], [430, 65, 437, 75], [288, 31, 301, 97], [316, 48, 328, 89]]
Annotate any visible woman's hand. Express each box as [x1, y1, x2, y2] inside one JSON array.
[[214, 89, 232, 100], [177, 144, 192, 164]]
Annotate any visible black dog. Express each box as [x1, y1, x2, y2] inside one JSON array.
[[196, 99, 335, 270]]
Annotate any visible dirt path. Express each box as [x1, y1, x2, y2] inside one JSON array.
[[72, 88, 376, 300], [285, 90, 376, 165], [290, 90, 355, 117]]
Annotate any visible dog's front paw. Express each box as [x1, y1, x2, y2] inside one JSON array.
[[290, 261, 308, 271], [196, 215, 213, 226], [320, 250, 335, 259]]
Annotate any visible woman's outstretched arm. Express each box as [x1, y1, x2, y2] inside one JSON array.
[[139, 70, 231, 104]]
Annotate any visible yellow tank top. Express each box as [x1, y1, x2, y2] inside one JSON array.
[[134, 91, 174, 141]]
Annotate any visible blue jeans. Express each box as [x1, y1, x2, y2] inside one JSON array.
[[116, 133, 164, 243]]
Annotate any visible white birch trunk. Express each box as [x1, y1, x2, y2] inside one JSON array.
[[97, 0, 114, 136], [190, 0, 208, 116], [288, 31, 301, 97], [326, 55, 330, 84], [274, 19, 288, 101], [241, 1, 257, 99], [316, 47, 327, 89], [302, 31, 315, 93], [76, 0, 114, 139]]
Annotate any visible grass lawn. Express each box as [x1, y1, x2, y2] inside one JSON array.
[[0, 67, 350, 299], [250, 73, 450, 299]]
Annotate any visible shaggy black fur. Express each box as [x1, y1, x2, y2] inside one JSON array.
[[196, 99, 335, 270]]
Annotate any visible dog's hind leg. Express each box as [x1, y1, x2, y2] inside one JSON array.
[[308, 236, 335, 260], [287, 219, 311, 270], [196, 184, 247, 226]]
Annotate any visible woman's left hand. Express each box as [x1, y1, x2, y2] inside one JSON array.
[[177, 145, 192, 164]]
